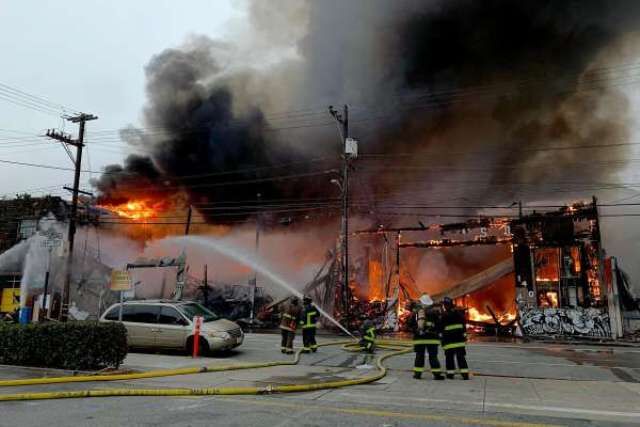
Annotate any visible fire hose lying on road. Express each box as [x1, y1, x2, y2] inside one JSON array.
[[0, 340, 412, 402]]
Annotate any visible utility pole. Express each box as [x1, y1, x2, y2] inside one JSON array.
[[185, 205, 193, 235], [329, 105, 356, 317], [46, 113, 97, 321], [250, 193, 261, 324], [202, 264, 209, 305], [518, 200, 523, 218]]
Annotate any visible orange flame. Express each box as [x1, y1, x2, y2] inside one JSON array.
[[545, 291, 559, 308], [368, 260, 386, 302], [468, 307, 494, 322], [100, 199, 162, 220]]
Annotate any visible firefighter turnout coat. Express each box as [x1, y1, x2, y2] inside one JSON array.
[[300, 304, 318, 330], [279, 302, 302, 332], [441, 307, 467, 351], [409, 305, 441, 346]]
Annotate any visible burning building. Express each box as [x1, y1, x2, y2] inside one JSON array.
[[351, 199, 623, 338], [6, 1, 636, 330]]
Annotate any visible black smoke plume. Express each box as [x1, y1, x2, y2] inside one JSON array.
[[92, 0, 640, 223], [92, 36, 337, 221]]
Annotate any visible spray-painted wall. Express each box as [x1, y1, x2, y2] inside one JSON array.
[[519, 307, 611, 337]]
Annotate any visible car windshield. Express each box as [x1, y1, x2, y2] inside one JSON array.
[[178, 302, 218, 322]]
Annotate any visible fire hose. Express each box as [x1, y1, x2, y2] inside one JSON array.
[[0, 340, 413, 402]]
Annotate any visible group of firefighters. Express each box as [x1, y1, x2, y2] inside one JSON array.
[[278, 293, 469, 380], [408, 294, 469, 380], [279, 295, 318, 354]]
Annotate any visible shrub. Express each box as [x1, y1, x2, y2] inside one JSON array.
[[0, 321, 127, 370]]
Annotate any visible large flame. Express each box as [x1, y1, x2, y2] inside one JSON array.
[[100, 199, 163, 220], [467, 306, 516, 323], [368, 260, 386, 301], [468, 307, 494, 322]]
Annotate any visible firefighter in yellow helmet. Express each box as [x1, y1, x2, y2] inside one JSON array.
[[408, 294, 444, 380]]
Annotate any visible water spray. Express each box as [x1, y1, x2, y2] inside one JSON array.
[[172, 236, 356, 339]]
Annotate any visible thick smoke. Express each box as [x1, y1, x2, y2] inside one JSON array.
[[92, 0, 640, 222], [91, 36, 337, 222]]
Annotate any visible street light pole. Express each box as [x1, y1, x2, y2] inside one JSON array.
[[40, 229, 62, 319]]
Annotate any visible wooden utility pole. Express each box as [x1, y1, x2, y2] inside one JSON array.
[[46, 113, 97, 321], [329, 105, 353, 315], [250, 193, 261, 324], [202, 264, 209, 305], [185, 205, 193, 235]]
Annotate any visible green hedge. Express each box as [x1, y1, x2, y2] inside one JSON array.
[[0, 321, 128, 370]]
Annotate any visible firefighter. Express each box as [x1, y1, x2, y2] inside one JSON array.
[[408, 294, 444, 380], [359, 317, 376, 353], [441, 297, 470, 380], [279, 296, 302, 354], [300, 295, 318, 353]]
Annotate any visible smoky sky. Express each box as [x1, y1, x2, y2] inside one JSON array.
[[92, 0, 640, 223]]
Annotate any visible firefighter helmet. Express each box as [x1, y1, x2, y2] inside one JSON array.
[[419, 294, 434, 307]]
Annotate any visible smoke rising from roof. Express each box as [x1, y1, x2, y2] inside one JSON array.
[[92, 0, 640, 221]]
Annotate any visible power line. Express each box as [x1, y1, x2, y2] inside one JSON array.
[[0, 82, 81, 114], [0, 155, 340, 182], [359, 141, 640, 159]]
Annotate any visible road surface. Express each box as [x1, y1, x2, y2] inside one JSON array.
[[1, 333, 639, 426]]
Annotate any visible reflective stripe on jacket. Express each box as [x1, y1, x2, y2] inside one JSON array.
[[441, 307, 466, 349], [363, 326, 376, 342], [279, 302, 301, 332], [300, 306, 318, 329]]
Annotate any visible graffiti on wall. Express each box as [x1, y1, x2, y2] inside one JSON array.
[[519, 307, 611, 337]]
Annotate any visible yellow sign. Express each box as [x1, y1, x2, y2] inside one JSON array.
[[110, 270, 131, 291], [0, 288, 19, 313]]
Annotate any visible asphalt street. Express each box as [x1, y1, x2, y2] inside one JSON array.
[[1, 333, 639, 426]]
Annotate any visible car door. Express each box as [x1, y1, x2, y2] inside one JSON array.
[[122, 304, 160, 347], [156, 306, 190, 349]]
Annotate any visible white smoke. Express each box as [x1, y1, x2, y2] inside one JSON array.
[[0, 239, 29, 272]]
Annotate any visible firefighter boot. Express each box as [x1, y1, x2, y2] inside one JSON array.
[[446, 373, 455, 380], [462, 373, 470, 380], [433, 373, 445, 381], [413, 371, 422, 380]]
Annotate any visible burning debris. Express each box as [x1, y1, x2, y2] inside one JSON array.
[[347, 200, 615, 337]]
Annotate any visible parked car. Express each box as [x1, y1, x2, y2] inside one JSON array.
[[100, 300, 243, 353]]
